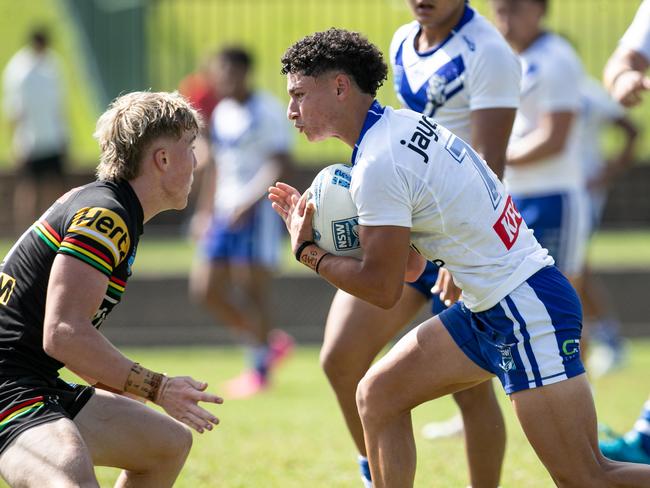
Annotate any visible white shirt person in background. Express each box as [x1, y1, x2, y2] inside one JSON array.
[[2, 27, 69, 234], [189, 46, 295, 399], [575, 77, 638, 379]]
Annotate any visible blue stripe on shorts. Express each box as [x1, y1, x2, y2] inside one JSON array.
[[406, 261, 446, 315], [438, 266, 585, 394]]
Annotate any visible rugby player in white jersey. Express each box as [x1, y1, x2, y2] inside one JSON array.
[[189, 47, 295, 399], [600, 0, 650, 466], [269, 27, 650, 487], [489, 0, 589, 295], [576, 77, 638, 377], [318, 2, 520, 486]]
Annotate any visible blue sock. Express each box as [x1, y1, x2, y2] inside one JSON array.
[[634, 401, 650, 455], [358, 455, 371, 482], [250, 345, 270, 378]]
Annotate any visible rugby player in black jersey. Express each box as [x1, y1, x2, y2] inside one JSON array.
[[0, 91, 222, 487]]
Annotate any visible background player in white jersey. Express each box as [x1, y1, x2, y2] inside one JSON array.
[[576, 77, 638, 377], [189, 47, 294, 399], [600, 0, 650, 465], [270, 27, 650, 487], [318, 2, 520, 486], [489, 0, 625, 375], [489, 0, 589, 291]]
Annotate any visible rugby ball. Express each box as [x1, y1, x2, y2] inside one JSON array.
[[305, 164, 363, 258]]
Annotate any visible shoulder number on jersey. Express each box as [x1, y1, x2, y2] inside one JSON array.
[[445, 136, 502, 210]]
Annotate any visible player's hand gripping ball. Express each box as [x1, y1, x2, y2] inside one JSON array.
[[305, 164, 363, 258]]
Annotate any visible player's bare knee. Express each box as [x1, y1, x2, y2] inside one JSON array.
[[320, 346, 364, 385], [356, 370, 392, 424], [163, 421, 193, 464]]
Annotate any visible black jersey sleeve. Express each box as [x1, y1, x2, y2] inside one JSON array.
[[35, 205, 131, 277]]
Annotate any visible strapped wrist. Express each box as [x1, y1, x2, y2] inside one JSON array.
[[294, 240, 315, 262], [124, 362, 166, 401]]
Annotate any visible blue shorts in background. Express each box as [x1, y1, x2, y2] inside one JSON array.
[[407, 261, 446, 315]]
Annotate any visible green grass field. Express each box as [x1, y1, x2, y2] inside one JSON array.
[[0, 229, 649, 276], [1, 340, 636, 487], [0, 0, 648, 167]]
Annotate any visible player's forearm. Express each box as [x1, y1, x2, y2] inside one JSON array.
[[43, 319, 133, 390], [471, 108, 516, 180], [611, 117, 639, 171], [233, 158, 284, 211], [506, 128, 568, 166], [296, 243, 403, 309], [604, 48, 648, 91]]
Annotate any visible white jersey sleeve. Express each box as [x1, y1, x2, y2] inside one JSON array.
[[538, 52, 582, 113], [351, 149, 413, 228], [620, 0, 650, 61], [467, 38, 521, 111], [582, 77, 625, 125]]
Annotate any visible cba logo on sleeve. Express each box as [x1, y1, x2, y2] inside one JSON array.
[[331, 217, 360, 252], [69, 207, 131, 262], [0, 272, 16, 306]]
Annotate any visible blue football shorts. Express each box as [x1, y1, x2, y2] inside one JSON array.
[[439, 266, 585, 395], [511, 190, 588, 276], [202, 199, 283, 267]]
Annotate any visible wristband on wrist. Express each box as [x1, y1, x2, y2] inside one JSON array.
[[315, 252, 331, 274], [123, 362, 165, 401], [294, 240, 315, 262]]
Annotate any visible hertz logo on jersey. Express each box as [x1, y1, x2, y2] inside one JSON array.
[[0, 272, 16, 306], [68, 207, 131, 263]]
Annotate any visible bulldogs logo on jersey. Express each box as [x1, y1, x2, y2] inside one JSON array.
[[497, 343, 516, 372], [424, 74, 448, 116]]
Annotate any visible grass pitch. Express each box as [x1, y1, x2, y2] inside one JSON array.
[[20, 340, 641, 487]]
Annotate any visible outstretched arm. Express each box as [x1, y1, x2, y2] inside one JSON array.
[[44, 255, 223, 433]]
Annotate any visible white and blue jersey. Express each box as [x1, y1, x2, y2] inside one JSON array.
[[577, 77, 626, 233], [389, 4, 520, 307], [205, 91, 293, 266], [505, 33, 588, 276], [389, 5, 520, 142], [350, 101, 582, 393]]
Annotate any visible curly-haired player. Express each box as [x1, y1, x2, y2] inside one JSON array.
[[270, 27, 650, 487], [0, 91, 222, 488]]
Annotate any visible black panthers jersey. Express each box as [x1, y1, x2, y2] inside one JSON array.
[[0, 179, 143, 380]]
